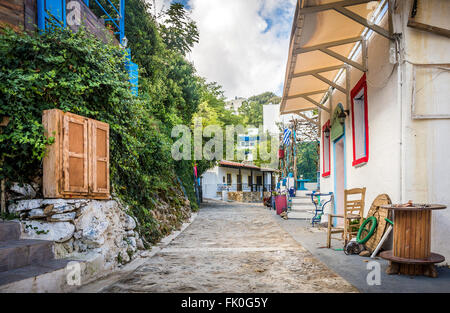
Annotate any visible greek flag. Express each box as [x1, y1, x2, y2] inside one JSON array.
[[283, 128, 291, 146]]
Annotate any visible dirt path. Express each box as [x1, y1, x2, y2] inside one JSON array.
[[102, 200, 357, 293]]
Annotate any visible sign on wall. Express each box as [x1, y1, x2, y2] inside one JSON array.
[[331, 103, 345, 142]]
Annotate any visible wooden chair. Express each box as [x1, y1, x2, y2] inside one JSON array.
[[327, 187, 366, 248]]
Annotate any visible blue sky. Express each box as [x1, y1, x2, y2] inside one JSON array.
[[165, 0, 296, 99]]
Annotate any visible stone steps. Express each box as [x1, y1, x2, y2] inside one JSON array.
[[295, 190, 315, 197], [0, 239, 54, 272], [0, 221, 21, 241], [0, 220, 82, 292], [0, 259, 76, 292], [292, 197, 313, 205]]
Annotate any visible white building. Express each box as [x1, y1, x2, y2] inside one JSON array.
[[201, 161, 277, 200], [237, 128, 259, 162], [225, 97, 246, 115], [280, 0, 450, 261]]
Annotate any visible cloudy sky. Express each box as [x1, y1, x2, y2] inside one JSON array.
[[153, 0, 296, 99]]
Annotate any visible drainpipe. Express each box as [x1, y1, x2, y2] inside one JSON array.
[[396, 31, 404, 203], [1, 179, 5, 214]]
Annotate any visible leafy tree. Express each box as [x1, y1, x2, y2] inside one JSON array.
[[91, 0, 203, 208], [159, 3, 199, 56], [239, 92, 281, 126], [0, 27, 185, 243], [296, 141, 319, 181]]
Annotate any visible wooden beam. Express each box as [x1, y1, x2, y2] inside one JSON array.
[[296, 112, 320, 126], [287, 90, 329, 100], [312, 73, 347, 94], [295, 36, 363, 54], [304, 96, 331, 113], [334, 6, 393, 40], [281, 108, 315, 115], [301, 0, 373, 14], [292, 65, 345, 78], [319, 47, 367, 72], [407, 19, 450, 39]]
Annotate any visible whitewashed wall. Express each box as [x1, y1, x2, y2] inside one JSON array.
[[202, 166, 267, 199], [319, 1, 450, 260], [320, 13, 401, 217], [399, 0, 450, 261]]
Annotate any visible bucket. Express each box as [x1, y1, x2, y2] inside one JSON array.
[[275, 195, 287, 215]]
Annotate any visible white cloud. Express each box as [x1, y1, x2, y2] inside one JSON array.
[[185, 0, 296, 99]]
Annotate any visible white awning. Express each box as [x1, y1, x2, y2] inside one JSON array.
[[281, 0, 391, 116]]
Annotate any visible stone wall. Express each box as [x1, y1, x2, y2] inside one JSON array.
[[227, 191, 271, 203], [2, 177, 193, 284], [8, 198, 144, 269]]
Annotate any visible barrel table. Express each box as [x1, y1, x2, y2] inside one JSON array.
[[379, 204, 446, 278]]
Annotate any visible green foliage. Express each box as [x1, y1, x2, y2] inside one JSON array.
[[0, 0, 244, 245], [92, 0, 204, 215], [296, 141, 319, 181], [160, 3, 199, 56], [0, 27, 132, 179], [0, 211, 20, 221], [239, 92, 280, 127], [0, 27, 178, 244]]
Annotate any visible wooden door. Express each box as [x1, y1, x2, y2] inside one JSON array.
[[226, 174, 232, 186], [63, 112, 89, 194], [89, 119, 110, 195], [256, 176, 262, 186]]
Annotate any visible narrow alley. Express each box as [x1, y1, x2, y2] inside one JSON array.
[[101, 200, 357, 293]]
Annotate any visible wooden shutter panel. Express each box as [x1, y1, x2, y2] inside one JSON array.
[[63, 113, 89, 194], [89, 120, 110, 195]]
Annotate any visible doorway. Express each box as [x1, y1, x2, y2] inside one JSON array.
[[333, 135, 346, 226]]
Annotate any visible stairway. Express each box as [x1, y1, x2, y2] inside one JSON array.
[[288, 193, 315, 220], [0, 221, 75, 292]]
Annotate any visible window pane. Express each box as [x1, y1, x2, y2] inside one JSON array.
[[323, 134, 330, 173], [353, 90, 366, 160]]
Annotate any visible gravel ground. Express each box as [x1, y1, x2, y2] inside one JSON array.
[[102, 200, 357, 293]]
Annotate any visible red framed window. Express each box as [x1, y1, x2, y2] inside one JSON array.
[[322, 120, 331, 177], [351, 74, 369, 167]]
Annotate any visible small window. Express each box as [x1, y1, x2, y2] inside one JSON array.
[[351, 74, 369, 167], [322, 120, 331, 177], [248, 176, 252, 186]]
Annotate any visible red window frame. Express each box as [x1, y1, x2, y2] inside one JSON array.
[[322, 120, 331, 177], [350, 74, 369, 167]]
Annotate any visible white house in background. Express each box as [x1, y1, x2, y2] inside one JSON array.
[[201, 161, 277, 200], [237, 128, 259, 162], [225, 97, 246, 115], [280, 0, 450, 260]]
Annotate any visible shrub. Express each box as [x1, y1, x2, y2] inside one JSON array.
[[0, 27, 188, 244]]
